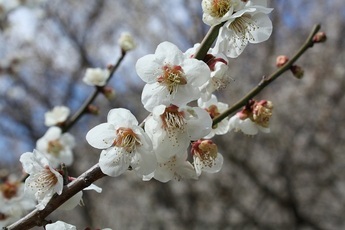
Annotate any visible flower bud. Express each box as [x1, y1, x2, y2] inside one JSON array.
[[313, 32, 327, 43], [87, 105, 100, 115], [101, 86, 116, 100], [276, 55, 289, 68], [290, 65, 304, 79], [118, 32, 136, 53]]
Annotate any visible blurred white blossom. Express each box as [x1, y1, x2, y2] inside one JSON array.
[[36, 126, 75, 167], [44, 106, 70, 127], [83, 68, 110, 87], [118, 32, 136, 52]]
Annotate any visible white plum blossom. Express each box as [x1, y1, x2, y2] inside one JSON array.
[[184, 44, 232, 101], [191, 139, 223, 176], [229, 99, 273, 135], [197, 94, 229, 139], [136, 41, 211, 112], [118, 32, 136, 52], [86, 108, 157, 177], [0, 177, 36, 228], [19, 150, 63, 210], [36, 126, 75, 167], [213, 3, 273, 58], [83, 68, 110, 87], [202, 0, 246, 26], [143, 151, 198, 183], [45, 221, 76, 230], [44, 106, 70, 127], [145, 104, 212, 161], [200, 53, 231, 101]]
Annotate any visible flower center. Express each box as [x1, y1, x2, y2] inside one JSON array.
[[160, 105, 186, 132], [206, 105, 221, 119], [157, 65, 187, 95], [208, 0, 232, 18], [228, 15, 259, 43], [0, 182, 19, 199], [114, 127, 141, 153], [33, 167, 59, 194], [47, 140, 64, 156], [252, 100, 273, 128], [192, 140, 218, 168]]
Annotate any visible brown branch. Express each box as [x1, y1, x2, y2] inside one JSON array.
[[61, 51, 127, 132], [5, 164, 106, 230]]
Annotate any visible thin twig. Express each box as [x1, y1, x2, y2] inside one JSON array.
[[62, 51, 127, 132], [212, 24, 321, 126]]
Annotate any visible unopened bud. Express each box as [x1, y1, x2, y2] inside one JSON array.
[[101, 86, 116, 99], [106, 64, 114, 70], [118, 32, 136, 53], [290, 65, 304, 79], [313, 32, 327, 43], [87, 105, 99, 115], [276, 55, 289, 68]]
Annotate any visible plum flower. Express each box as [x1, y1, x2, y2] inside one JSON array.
[[202, 0, 246, 26], [229, 99, 273, 135], [0, 176, 36, 228], [184, 44, 232, 102], [143, 151, 198, 183], [118, 32, 136, 52], [19, 150, 63, 210], [83, 68, 110, 87], [44, 106, 70, 127], [213, 2, 273, 58], [136, 41, 210, 112], [198, 94, 229, 139], [191, 139, 223, 176], [86, 108, 156, 177], [36, 126, 75, 167], [145, 104, 212, 161]]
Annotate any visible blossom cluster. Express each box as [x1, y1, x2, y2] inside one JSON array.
[[86, 0, 274, 183], [8, 0, 276, 228]]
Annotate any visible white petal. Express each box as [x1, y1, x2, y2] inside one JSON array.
[[84, 184, 103, 193], [86, 123, 116, 149], [58, 191, 83, 211], [131, 148, 157, 176], [99, 148, 131, 177], [107, 108, 138, 126], [249, 13, 273, 44], [202, 153, 224, 174], [240, 119, 259, 135], [185, 107, 212, 140], [136, 54, 163, 83], [46, 221, 76, 230]]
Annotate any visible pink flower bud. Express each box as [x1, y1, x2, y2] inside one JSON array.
[[313, 32, 327, 43], [276, 55, 289, 68], [87, 105, 100, 115], [101, 86, 116, 100]]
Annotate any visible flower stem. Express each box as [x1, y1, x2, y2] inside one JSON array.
[[194, 23, 224, 60], [212, 24, 321, 126]]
